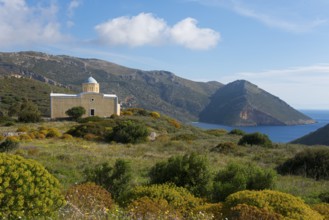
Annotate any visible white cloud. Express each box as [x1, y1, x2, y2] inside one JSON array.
[[219, 64, 329, 109], [95, 13, 168, 47], [170, 18, 220, 50], [95, 13, 220, 50], [67, 0, 81, 27], [0, 0, 66, 48]]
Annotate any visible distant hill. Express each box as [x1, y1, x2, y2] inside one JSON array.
[[0, 77, 72, 116], [199, 80, 315, 126], [291, 124, 329, 146], [0, 51, 222, 121]]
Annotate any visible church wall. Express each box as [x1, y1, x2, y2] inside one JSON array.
[[51, 93, 119, 119]]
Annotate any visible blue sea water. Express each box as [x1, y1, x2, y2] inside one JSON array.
[[192, 110, 329, 143]]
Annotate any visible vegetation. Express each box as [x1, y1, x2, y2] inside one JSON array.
[[0, 139, 19, 152], [213, 162, 277, 201], [84, 159, 133, 204], [0, 108, 327, 218], [149, 153, 212, 197], [0, 153, 65, 219], [64, 182, 113, 219], [292, 123, 329, 146], [238, 132, 273, 147], [65, 106, 86, 120], [277, 147, 329, 180], [107, 120, 149, 144], [223, 190, 324, 219]]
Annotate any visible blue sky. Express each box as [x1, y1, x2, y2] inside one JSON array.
[[1, 0, 329, 109]]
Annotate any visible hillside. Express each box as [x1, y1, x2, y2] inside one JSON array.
[[199, 80, 314, 126], [0, 77, 72, 116], [0, 51, 222, 121], [291, 123, 329, 146]]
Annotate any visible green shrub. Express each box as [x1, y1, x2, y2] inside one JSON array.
[[107, 120, 149, 144], [229, 129, 246, 136], [61, 133, 73, 140], [319, 192, 329, 203], [0, 139, 19, 152], [67, 123, 107, 139], [84, 159, 133, 205], [223, 190, 324, 220], [149, 153, 212, 197], [16, 99, 42, 123], [128, 184, 204, 214], [213, 162, 276, 201], [65, 106, 86, 120], [277, 148, 329, 180], [0, 153, 65, 219], [171, 133, 198, 141], [16, 126, 29, 132], [238, 132, 272, 147], [64, 182, 113, 218], [78, 116, 102, 123]]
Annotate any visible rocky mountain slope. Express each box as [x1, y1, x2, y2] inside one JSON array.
[[199, 80, 315, 126], [0, 51, 222, 121]]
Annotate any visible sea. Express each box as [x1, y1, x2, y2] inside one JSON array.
[[192, 110, 329, 143]]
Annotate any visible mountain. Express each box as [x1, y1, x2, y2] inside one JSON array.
[[199, 80, 315, 126], [0, 51, 222, 121], [291, 124, 329, 146]]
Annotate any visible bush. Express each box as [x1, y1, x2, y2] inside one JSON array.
[[312, 203, 329, 220], [0, 139, 19, 152], [319, 192, 329, 203], [18, 110, 41, 123], [65, 106, 86, 120], [67, 123, 107, 139], [223, 190, 324, 220], [64, 182, 113, 218], [127, 197, 182, 220], [0, 153, 65, 219], [167, 119, 181, 128], [150, 111, 161, 119], [84, 159, 133, 205], [238, 132, 272, 147], [149, 153, 212, 197], [213, 162, 276, 201], [46, 128, 62, 138], [211, 142, 237, 154], [128, 184, 204, 214], [277, 148, 329, 180], [107, 120, 149, 144], [229, 129, 246, 136]]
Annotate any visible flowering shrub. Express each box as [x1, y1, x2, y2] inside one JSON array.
[[311, 203, 329, 220], [150, 111, 161, 119], [63, 182, 113, 219], [127, 197, 182, 220], [0, 153, 65, 219], [223, 190, 324, 220], [129, 183, 204, 215]]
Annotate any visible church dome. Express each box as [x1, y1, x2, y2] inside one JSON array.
[[86, 76, 98, 84]]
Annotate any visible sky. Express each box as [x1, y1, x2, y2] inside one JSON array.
[[1, 0, 329, 110]]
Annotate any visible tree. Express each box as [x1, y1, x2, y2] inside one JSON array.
[[65, 106, 86, 120], [107, 120, 149, 144], [213, 162, 276, 201], [238, 132, 272, 147], [8, 99, 42, 122], [149, 153, 212, 197], [0, 153, 65, 218]]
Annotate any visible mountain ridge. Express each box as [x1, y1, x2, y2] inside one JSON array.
[[199, 80, 314, 126], [0, 51, 222, 121]]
